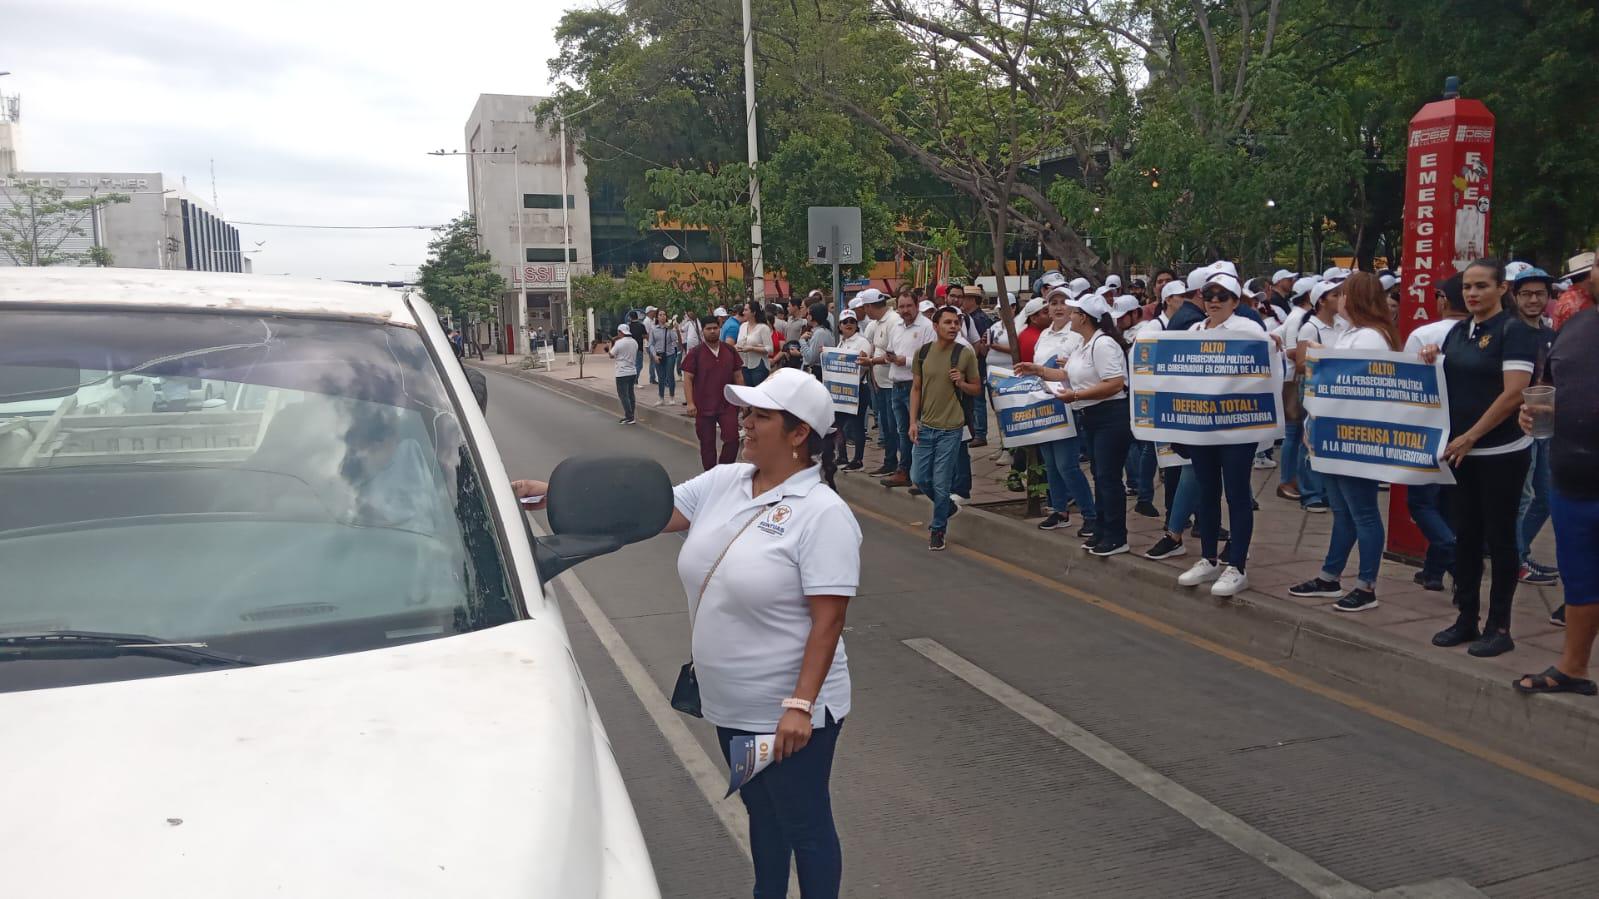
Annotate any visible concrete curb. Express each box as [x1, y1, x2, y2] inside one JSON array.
[[486, 362, 1599, 791]]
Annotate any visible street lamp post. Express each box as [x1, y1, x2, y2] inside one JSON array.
[[429, 147, 523, 355], [742, 0, 765, 305]]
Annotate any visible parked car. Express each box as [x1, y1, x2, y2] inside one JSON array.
[[0, 268, 667, 898]]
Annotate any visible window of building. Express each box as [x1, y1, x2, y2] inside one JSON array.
[[523, 194, 575, 210], [526, 247, 573, 263]]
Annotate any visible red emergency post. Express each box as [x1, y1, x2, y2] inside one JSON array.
[[1388, 81, 1495, 559]]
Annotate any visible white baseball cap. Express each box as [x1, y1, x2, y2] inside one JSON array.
[[1045, 285, 1073, 302], [1379, 273, 1400, 291], [1203, 271, 1242, 298], [616, 324, 629, 335], [1111, 295, 1143, 318], [1503, 261, 1533, 284], [1068, 277, 1093, 298], [1291, 276, 1320, 300], [854, 287, 885, 307], [839, 309, 858, 322], [645, 306, 657, 314], [1310, 280, 1340, 305], [1105, 274, 1123, 290], [1272, 269, 1297, 283], [1020, 297, 1048, 320], [1161, 279, 1190, 301], [918, 299, 936, 313], [1321, 266, 1351, 282], [1038, 270, 1067, 289], [1185, 266, 1212, 292], [1067, 294, 1111, 320], [714, 306, 729, 317], [724, 367, 836, 437]]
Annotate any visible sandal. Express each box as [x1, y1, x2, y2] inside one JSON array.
[[1513, 667, 1598, 696]]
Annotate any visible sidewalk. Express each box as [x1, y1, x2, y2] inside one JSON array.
[[476, 351, 1597, 786]]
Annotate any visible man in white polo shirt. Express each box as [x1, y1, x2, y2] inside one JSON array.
[[855, 288, 898, 474], [879, 289, 936, 487]]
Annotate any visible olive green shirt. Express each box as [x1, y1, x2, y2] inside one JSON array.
[[913, 341, 979, 431]]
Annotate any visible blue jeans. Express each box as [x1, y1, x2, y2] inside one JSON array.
[[744, 362, 769, 388], [655, 352, 678, 398], [1083, 399, 1134, 547], [1037, 435, 1095, 520], [890, 382, 913, 473], [717, 713, 844, 899], [1189, 443, 1256, 570], [1125, 440, 1157, 503], [872, 383, 898, 466], [1165, 465, 1198, 534], [1296, 438, 1325, 506], [1281, 416, 1304, 486], [1321, 473, 1386, 587], [1517, 437, 1552, 562], [911, 425, 964, 532], [1406, 483, 1456, 581]]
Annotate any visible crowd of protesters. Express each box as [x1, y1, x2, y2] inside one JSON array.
[[588, 247, 1596, 696]]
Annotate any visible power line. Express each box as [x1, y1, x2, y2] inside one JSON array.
[[229, 221, 439, 230]]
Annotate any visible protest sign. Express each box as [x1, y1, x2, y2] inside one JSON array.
[[1303, 347, 1455, 485], [986, 366, 1076, 447], [820, 348, 861, 416], [725, 733, 777, 797], [1129, 331, 1282, 445]]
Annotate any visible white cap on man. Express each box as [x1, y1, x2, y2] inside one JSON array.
[[1068, 277, 1093, 298], [714, 306, 729, 317], [1020, 297, 1048, 320], [1272, 268, 1297, 284], [1161, 279, 1190, 301], [616, 324, 629, 335], [1322, 265, 1351, 282], [1111, 295, 1143, 318], [724, 367, 837, 437], [851, 287, 882, 309], [1185, 266, 1212, 292], [918, 299, 936, 313], [1105, 274, 1123, 290], [1039, 270, 1067, 289]]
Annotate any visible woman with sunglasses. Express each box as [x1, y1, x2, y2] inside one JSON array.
[[1418, 259, 1539, 657], [1174, 272, 1268, 596], [1017, 293, 1133, 555], [1287, 273, 1402, 612]]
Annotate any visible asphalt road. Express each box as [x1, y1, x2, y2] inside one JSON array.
[[481, 367, 1599, 899]]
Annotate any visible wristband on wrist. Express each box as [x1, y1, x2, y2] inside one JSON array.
[[781, 697, 813, 714]]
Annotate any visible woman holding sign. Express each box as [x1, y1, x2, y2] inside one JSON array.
[[1288, 273, 1402, 612], [1175, 272, 1266, 597], [1018, 293, 1134, 555], [830, 311, 873, 471], [1419, 259, 1538, 658], [1027, 287, 1097, 537]]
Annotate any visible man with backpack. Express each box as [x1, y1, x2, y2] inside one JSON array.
[[909, 306, 982, 551]]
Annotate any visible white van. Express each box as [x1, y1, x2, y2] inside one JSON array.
[[0, 268, 665, 898]]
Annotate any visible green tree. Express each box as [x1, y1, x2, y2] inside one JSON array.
[[642, 164, 753, 292], [0, 183, 131, 266], [761, 132, 896, 292], [417, 214, 506, 324]]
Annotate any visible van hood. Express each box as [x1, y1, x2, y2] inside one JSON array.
[[0, 620, 618, 898]]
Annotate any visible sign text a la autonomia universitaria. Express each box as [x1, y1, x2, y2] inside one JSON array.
[[985, 366, 1076, 447], [1129, 331, 1282, 446]]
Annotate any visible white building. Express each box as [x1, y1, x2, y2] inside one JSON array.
[[463, 94, 592, 354], [0, 171, 246, 272]]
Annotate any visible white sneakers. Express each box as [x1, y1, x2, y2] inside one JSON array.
[[1177, 559, 1221, 586], [1211, 566, 1249, 596], [1177, 560, 1249, 596]]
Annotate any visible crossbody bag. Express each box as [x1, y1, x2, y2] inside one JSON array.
[[670, 502, 777, 718]]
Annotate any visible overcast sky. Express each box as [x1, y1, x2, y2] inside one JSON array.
[[5, 0, 579, 279]]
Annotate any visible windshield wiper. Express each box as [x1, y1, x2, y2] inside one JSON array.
[[0, 631, 257, 668]]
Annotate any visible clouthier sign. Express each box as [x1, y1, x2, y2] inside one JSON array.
[[1129, 332, 1282, 446], [820, 348, 861, 416], [1303, 347, 1455, 485], [986, 366, 1076, 447]]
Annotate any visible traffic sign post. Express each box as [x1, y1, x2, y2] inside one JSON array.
[[1387, 78, 1495, 561], [810, 207, 862, 317]]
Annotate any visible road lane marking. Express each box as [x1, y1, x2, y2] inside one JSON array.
[[527, 515, 802, 899], [904, 636, 1374, 899], [506, 368, 1599, 807]]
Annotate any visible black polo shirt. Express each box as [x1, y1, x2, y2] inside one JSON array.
[[1166, 300, 1262, 331], [1545, 307, 1599, 498], [1440, 310, 1538, 455]]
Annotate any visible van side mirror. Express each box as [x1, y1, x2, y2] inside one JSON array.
[[463, 368, 488, 413], [531, 455, 673, 583]]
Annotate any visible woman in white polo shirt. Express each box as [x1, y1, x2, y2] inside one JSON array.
[[510, 368, 861, 899], [1028, 286, 1097, 536]]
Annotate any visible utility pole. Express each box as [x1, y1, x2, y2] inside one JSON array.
[[559, 118, 575, 362], [742, 0, 765, 305]]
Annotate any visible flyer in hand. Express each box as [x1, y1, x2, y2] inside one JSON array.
[[725, 733, 778, 797]]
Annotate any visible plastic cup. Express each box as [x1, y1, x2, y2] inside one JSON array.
[[1523, 385, 1555, 439]]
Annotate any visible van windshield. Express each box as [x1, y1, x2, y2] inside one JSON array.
[[0, 308, 517, 693]]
